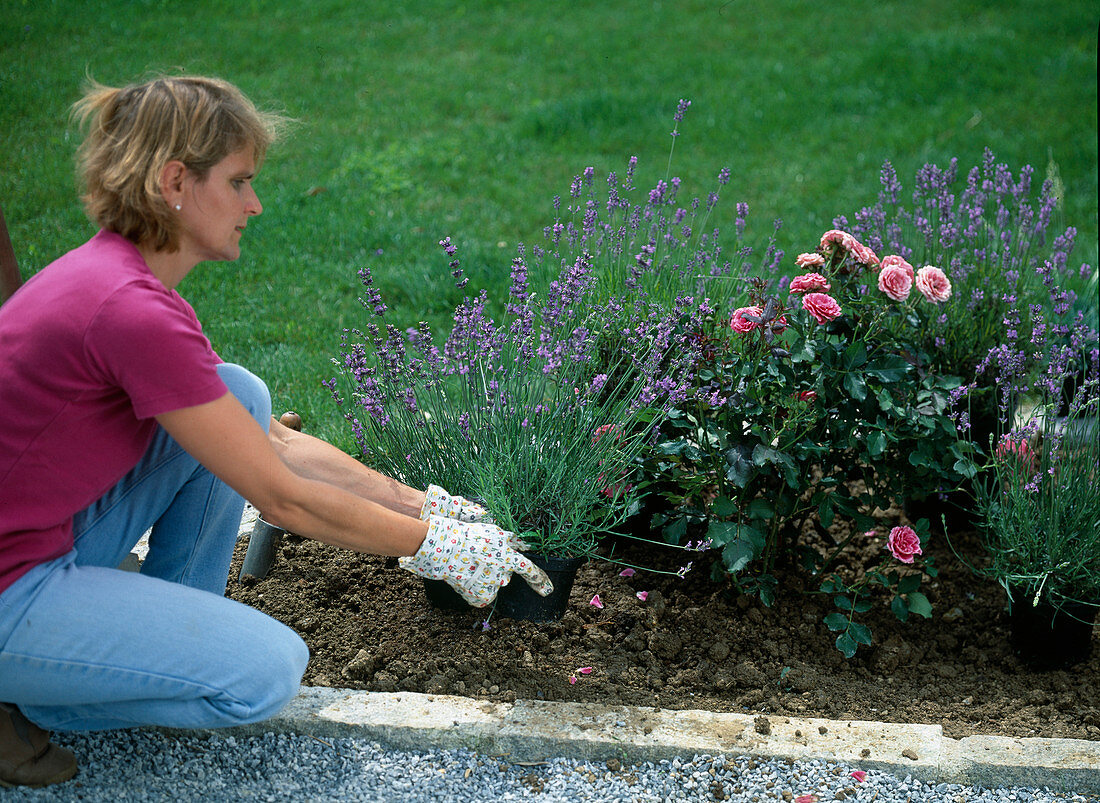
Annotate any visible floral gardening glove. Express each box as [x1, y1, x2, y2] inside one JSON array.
[[400, 515, 554, 607], [419, 484, 494, 524]]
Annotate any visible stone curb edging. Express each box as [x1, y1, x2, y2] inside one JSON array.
[[170, 686, 1100, 795]]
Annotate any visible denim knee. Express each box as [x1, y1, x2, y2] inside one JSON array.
[[216, 363, 272, 433], [235, 625, 309, 724]]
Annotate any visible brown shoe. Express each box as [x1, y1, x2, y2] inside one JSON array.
[[0, 702, 77, 788]]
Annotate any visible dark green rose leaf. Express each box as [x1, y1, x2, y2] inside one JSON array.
[[824, 612, 848, 631], [907, 592, 933, 618]]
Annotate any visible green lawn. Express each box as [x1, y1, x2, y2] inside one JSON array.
[[2, 0, 1096, 451]]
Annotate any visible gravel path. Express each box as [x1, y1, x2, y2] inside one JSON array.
[[4, 729, 1092, 802]]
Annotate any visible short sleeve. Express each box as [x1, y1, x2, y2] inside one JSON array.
[[83, 280, 228, 419]]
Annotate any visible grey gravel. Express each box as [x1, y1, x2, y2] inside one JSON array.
[[4, 730, 1094, 802]]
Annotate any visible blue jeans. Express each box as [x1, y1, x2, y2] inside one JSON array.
[[0, 364, 308, 731]]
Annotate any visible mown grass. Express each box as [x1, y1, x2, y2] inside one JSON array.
[[1, 0, 1095, 451]]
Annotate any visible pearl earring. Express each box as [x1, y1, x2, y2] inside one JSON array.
[[174, 204, 181, 211]]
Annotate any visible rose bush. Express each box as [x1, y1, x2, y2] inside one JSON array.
[[638, 228, 958, 655], [822, 521, 934, 658]]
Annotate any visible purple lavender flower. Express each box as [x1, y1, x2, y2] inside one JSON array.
[[879, 161, 902, 205], [649, 180, 668, 205], [735, 203, 749, 238], [671, 98, 691, 136], [357, 266, 388, 318]]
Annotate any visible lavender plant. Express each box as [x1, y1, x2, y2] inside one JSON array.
[[950, 265, 1100, 615], [533, 100, 774, 305], [967, 373, 1100, 616], [327, 239, 692, 558]]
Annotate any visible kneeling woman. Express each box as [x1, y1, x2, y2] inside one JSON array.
[[0, 74, 550, 788]]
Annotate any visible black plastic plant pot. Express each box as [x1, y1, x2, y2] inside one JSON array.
[[1007, 587, 1098, 670], [421, 577, 473, 611], [493, 553, 586, 623], [421, 553, 586, 623]]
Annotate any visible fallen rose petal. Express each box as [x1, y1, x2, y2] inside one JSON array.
[[577, 667, 593, 675], [850, 770, 867, 782], [794, 795, 818, 803], [619, 568, 636, 577], [569, 675, 577, 685], [590, 594, 604, 609], [636, 591, 649, 602], [863, 530, 877, 538]]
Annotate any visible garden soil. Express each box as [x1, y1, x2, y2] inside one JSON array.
[[227, 521, 1099, 742]]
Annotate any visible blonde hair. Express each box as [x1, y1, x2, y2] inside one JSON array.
[[71, 74, 288, 251]]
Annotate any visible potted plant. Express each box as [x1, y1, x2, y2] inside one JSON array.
[[327, 241, 690, 621], [965, 365, 1099, 668]]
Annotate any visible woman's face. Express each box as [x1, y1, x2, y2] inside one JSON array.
[[176, 147, 262, 264]]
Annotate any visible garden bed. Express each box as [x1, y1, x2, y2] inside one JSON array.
[[226, 522, 1099, 742]]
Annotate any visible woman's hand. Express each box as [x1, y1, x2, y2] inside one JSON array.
[[399, 516, 553, 607], [419, 484, 494, 524]]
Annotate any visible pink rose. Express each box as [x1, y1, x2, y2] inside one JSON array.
[[591, 423, 623, 444], [819, 230, 878, 269], [796, 252, 826, 269], [597, 472, 633, 500], [789, 272, 831, 294], [819, 229, 856, 254], [886, 525, 922, 564], [730, 305, 763, 333], [801, 292, 842, 325], [877, 264, 913, 301], [771, 314, 790, 333], [851, 242, 880, 269], [914, 266, 952, 302], [995, 436, 1037, 475], [879, 254, 914, 279]]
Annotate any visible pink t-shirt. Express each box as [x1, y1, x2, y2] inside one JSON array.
[[0, 230, 228, 593]]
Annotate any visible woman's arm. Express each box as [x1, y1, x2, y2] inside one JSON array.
[[156, 393, 428, 556], [267, 416, 426, 520]]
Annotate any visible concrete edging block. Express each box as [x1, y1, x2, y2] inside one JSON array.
[[166, 687, 1098, 794]]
